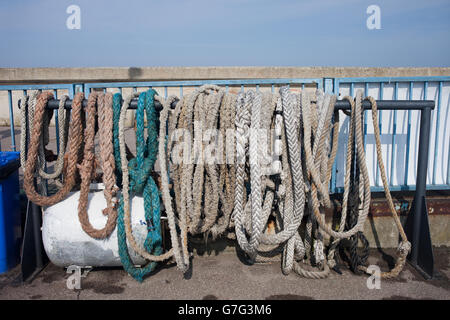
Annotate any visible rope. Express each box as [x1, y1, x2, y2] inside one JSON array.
[[20, 90, 69, 191], [20, 85, 410, 281], [156, 94, 190, 272], [358, 93, 411, 279], [171, 85, 233, 239], [98, 92, 119, 217], [234, 90, 264, 258], [116, 89, 170, 281], [77, 92, 117, 239], [24, 92, 84, 207], [308, 91, 371, 240], [281, 87, 335, 278]]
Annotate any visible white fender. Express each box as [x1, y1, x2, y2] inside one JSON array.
[[42, 189, 149, 267]]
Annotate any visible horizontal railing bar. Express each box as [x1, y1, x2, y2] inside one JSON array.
[[335, 76, 450, 83], [0, 84, 75, 91], [333, 183, 450, 193], [83, 78, 322, 89], [19, 98, 435, 111]]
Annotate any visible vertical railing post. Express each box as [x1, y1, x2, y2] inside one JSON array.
[[8, 90, 16, 151], [405, 105, 434, 279]]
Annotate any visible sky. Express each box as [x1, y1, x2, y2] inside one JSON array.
[[0, 0, 449, 67]]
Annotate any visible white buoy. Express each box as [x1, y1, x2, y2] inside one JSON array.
[[42, 189, 149, 267]]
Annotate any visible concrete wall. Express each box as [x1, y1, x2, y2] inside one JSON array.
[[1, 66, 450, 84]]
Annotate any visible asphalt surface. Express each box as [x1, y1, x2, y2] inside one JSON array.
[[0, 247, 449, 300]]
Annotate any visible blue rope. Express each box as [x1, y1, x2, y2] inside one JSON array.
[[113, 89, 162, 282]]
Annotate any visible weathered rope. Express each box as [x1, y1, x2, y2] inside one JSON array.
[[77, 92, 117, 239], [171, 85, 233, 239], [20, 90, 69, 189], [24, 92, 84, 206], [116, 89, 177, 281], [98, 92, 119, 217], [309, 91, 371, 240], [156, 94, 190, 272], [358, 93, 411, 279], [234, 90, 265, 258], [281, 87, 335, 279]]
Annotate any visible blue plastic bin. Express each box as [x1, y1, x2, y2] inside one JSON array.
[[0, 151, 21, 274]]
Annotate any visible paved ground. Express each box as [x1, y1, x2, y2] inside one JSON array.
[[0, 247, 449, 300]]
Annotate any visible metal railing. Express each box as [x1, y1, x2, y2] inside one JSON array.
[[1, 76, 443, 280], [1, 76, 449, 193], [326, 76, 450, 193]]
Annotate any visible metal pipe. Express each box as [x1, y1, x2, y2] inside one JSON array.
[[410, 106, 431, 265], [19, 98, 435, 111]]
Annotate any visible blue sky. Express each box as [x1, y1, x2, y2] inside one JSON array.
[[0, 0, 449, 67]]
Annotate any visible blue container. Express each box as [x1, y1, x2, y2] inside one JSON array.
[[0, 151, 21, 274]]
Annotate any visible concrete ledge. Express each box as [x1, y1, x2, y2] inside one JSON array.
[[1, 67, 450, 84]]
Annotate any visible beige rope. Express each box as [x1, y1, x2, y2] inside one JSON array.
[[358, 94, 411, 279]]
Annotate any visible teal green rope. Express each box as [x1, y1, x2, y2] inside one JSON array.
[[113, 90, 162, 282]]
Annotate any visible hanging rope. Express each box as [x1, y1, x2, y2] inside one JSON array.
[[98, 92, 119, 218], [357, 93, 411, 279], [157, 94, 190, 272], [280, 87, 336, 278], [170, 85, 234, 239], [20, 84, 411, 281], [115, 89, 173, 281], [308, 91, 371, 241], [234, 90, 265, 259], [77, 92, 118, 239], [24, 91, 85, 206], [20, 90, 70, 188]]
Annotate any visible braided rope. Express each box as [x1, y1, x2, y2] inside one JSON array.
[[281, 87, 331, 279]]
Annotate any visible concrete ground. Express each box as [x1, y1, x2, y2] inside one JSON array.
[[0, 247, 449, 300]]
